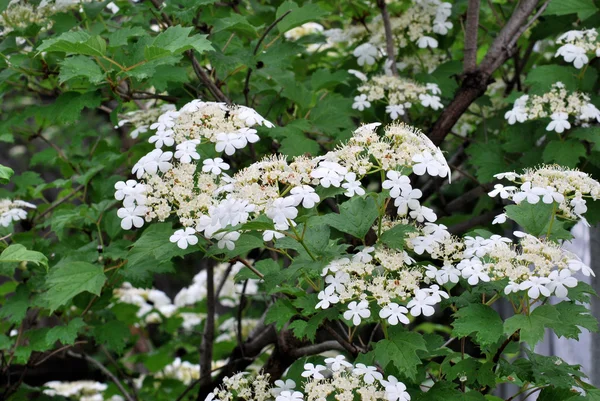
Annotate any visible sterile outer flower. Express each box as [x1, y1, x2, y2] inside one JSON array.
[[315, 291, 339, 309], [311, 161, 347, 188], [263, 230, 285, 241], [426, 83, 442, 95], [382, 171, 411, 198], [519, 276, 551, 299], [266, 197, 298, 227], [302, 363, 327, 380], [348, 69, 368, 81], [353, 246, 374, 263], [148, 129, 174, 148], [558, 30, 584, 42], [505, 108, 528, 124], [174, 140, 201, 163], [492, 213, 507, 225], [461, 259, 490, 285], [325, 355, 352, 372], [276, 391, 303, 401], [416, 36, 438, 49], [215, 133, 245, 156], [540, 186, 565, 204], [580, 103, 600, 122], [214, 231, 240, 250], [386, 104, 405, 120], [419, 94, 443, 110], [170, 228, 198, 249], [343, 300, 371, 326], [409, 205, 437, 223], [424, 284, 449, 303], [379, 303, 409, 325], [512, 182, 546, 204], [546, 269, 578, 298], [394, 188, 422, 216], [117, 206, 147, 230], [202, 158, 230, 175], [290, 185, 320, 208], [433, 18, 452, 35], [114, 180, 146, 207], [406, 290, 437, 317], [235, 105, 274, 127], [385, 380, 411, 401], [353, 43, 378, 66], [555, 44, 588, 69], [132, 149, 173, 178], [352, 364, 382, 384], [237, 127, 260, 146], [271, 380, 296, 397], [504, 281, 520, 295], [571, 197, 588, 215], [488, 184, 516, 199], [568, 258, 595, 277], [546, 112, 571, 134], [412, 152, 444, 177], [325, 271, 350, 295], [342, 172, 364, 197], [352, 94, 371, 111]]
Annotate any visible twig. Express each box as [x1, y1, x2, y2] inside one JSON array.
[[376, 0, 398, 75], [67, 351, 135, 401], [289, 340, 345, 358], [198, 264, 215, 400], [243, 10, 292, 105], [233, 257, 264, 279], [324, 324, 361, 356], [463, 0, 480, 73], [33, 341, 88, 366]]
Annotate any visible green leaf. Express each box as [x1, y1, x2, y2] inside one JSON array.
[[321, 196, 379, 239], [58, 56, 104, 84], [265, 298, 297, 330], [374, 327, 427, 380], [106, 26, 146, 47], [466, 141, 506, 183], [379, 224, 416, 250], [234, 259, 279, 282], [525, 65, 579, 93], [547, 302, 598, 339], [0, 244, 48, 276], [42, 91, 102, 125], [0, 285, 29, 324], [0, 164, 13, 184], [452, 304, 504, 347], [542, 139, 586, 168], [150, 25, 212, 55], [571, 127, 600, 152], [38, 31, 106, 56], [504, 202, 572, 240], [92, 320, 131, 354], [276, 1, 328, 33], [503, 304, 560, 346], [37, 261, 106, 313], [544, 0, 599, 20], [46, 317, 85, 345], [278, 135, 320, 157]]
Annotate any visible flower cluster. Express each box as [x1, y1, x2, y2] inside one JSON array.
[[0, 199, 36, 228], [555, 29, 600, 69], [155, 357, 201, 385], [43, 380, 123, 401], [504, 82, 600, 132], [205, 356, 410, 401], [489, 165, 600, 222], [353, 75, 443, 118], [116, 104, 176, 139]]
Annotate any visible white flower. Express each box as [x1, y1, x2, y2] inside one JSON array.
[[419, 94, 443, 110], [211, 198, 255, 227], [406, 290, 436, 317], [325, 355, 352, 372], [505, 108, 528, 124], [353, 246, 374, 263], [175, 140, 201, 164], [416, 36, 438, 49], [519, 276, 551, 298], [424, 284, 449, 303], [394, 189, 422, 216], [325, 271, 350, 295], [117, 206, 147, 230], [342, 173, 364, 197], [352, 363, 382, 384], [148, 130, 174, 148], [214, 231, 240, 250], [235, 106, 274, 127], [512, 182, 546, 204], [409, 205, 437, 223], [558, 30, 584, 42], [385, 379, 410, 401], [290, 185, 320, 208], [202, 158, 230, 175], [437, 264, 460, 284], [311, 161, 347, 188], [412, 152, 445, 177], [316, 291, 339, 309], [263, 230, 285, 241], [433, 19, 452, 35], [379, 303, 409, 325], [237, 127, 260, 146], [343, 300, 371, 326], [215, 133, 245, 156], [348, 69, 368, 81], [567, 258, 595, 277], [266, 197, 298, 228], [132, 149, 173, 178], [386, 104, 405, 120], [321, 258, 351, 276], [271, 380, 296, 397], [382, 171, 411, 198], [546, 112, 571, 134], [540, 186, 565, 204], [492, 213, 507, 225], [276, 391, 303, 401], [555, 44, 588, 69], [488, 184, 516, 199], [353, 43, 378, 66], [302, 363, 327, 380], [114, 180, 146, 207], [461, 259, 490, 285], [580, 103, 600, 122], [546, 269, 578, 298], [352, 94, 371, 111], [504, 281, 520, 295], [170, 228, 198, 249], [571, 197, 587, 216], [426, 83, 442, 95]]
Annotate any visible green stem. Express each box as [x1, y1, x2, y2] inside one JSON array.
[[290, 224, 317, 261], [545, 203, 557, 239]]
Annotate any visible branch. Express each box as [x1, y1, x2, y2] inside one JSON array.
[[198, 264, 215, 396], [463, 0, 480, 73], [67, 351, 135, 401], [243, 10, 292, 105], [376, 0, 397, 76], [289, 340, 345, 358]]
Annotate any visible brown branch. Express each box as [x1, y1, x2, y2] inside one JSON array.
[[463, 0, 480, 73], [376, 0, 398, 76], [289, 340, 345, 358], [324, 324, 361, 356]]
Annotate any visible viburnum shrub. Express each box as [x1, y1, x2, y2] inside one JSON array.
[[1, 1, 600, 401]]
